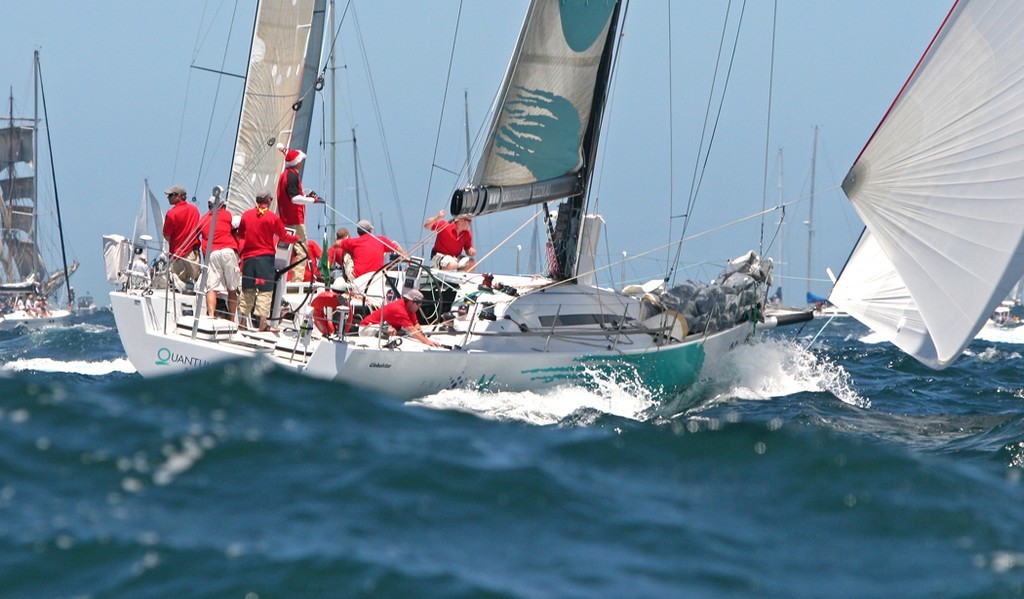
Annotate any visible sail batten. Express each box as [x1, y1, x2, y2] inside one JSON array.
[[833, 1, 1024, 368]]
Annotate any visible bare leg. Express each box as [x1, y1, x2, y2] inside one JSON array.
[[206, 290, 218, 317], [226, 290, 238, 322]]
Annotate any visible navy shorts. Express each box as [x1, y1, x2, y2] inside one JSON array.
[[242, 254, 276, 291]]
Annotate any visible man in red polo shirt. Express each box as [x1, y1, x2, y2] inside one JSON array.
[[424, 209, 476, 271], [337, 219, 407, 280], [358, 288, 439, 347], [162, 184, 200, 289], [196, 198, 241, 320], [236, 191, 299, 332]]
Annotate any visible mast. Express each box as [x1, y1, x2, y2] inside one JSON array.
[[806, 125, 817, 303], [556, 2, 622, 280], [32, 50, 39, 279], [777, 148, 784, 302], [329, 0, 337, 235], [290, 0, 328, 162], [1, 89, 13, 282], [36, 50, 73, 305]]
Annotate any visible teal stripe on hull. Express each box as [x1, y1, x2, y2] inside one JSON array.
[[521, 343, 706, 394]]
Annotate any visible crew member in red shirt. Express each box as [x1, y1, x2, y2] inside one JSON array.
[[236, 191, 299, 332], [423, 209, 476, 271], [196, 198, 241, 320], [310, 279, 349, 336], [358, 288, 439, 347], [327, 227, 355, 281], [338, 219, 406, 280], [162, 184, 200, 289], [301, 238, 323, 284], [276, 145, 320, 283]]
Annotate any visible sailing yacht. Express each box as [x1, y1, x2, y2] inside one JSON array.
[[830, 1, 1024, 367], [0, 51, 77, 332], [105, 0, 800, 399]]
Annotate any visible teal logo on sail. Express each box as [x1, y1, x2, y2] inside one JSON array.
[[558, 0, 616, 52], [497, 87, 581, 180]]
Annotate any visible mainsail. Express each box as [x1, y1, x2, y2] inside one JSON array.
[[832, 1, 1024, 368], [226, 0, 326, 216], [451, 0, 621, 279]]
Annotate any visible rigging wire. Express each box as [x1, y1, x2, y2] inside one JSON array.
[[666, 0, 675, 278], [172, 0, 216, 182], [758, 0, 778, 260], [194, 0, 241, 196], [350, 3, 407, 242], [36, 55, 72, 304], [669, 0, 747, 285], [421, 0, 465, 229]]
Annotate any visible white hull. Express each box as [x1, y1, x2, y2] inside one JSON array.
[[0, 308, 72, 331], [110, 285, 757, 400]]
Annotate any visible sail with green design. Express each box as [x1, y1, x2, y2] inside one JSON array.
[[451, 0, 621, 281]]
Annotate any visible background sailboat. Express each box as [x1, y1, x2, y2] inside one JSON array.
[[0, 50, 76, 331]]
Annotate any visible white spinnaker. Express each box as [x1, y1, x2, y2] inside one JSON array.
[[829, 230, 940, 364], [227, 0, 317, 216], [836, 1, 1024, 368]]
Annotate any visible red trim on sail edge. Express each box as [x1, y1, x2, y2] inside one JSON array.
[[850, 0, 960, 167]]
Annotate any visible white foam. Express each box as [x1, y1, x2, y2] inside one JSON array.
[[411, 381, 656, 426], [2, 357, 136, 375], [412, 337, 868, 422], [702, 337, 867, 408]]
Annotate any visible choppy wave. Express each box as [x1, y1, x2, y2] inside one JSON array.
[[3, 312, 1024, 597]]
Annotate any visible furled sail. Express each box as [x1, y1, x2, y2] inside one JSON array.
[[226, 0, 322, 216], [451, 0, 621, 218], [833, 1, 1024, 368]]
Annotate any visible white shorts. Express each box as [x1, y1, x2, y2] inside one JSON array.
[[431, 253, 470, 270], [206, 248, 242, 291]]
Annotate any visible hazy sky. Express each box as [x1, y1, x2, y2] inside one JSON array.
[[0, 1, 954, 305]]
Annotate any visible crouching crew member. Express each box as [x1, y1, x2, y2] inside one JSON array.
[[358, 288, 440, 347], [311, 279, 350, 337]]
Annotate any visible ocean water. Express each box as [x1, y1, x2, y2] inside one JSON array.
[[3, 311, 1024, 598]]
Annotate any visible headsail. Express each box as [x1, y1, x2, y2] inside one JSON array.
[[133, 179, 165, 252], [452, 0, 620, 217], [832, 1, 1024, 368], [226, 0, 324, 216], [451, 0, 622, 280]]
